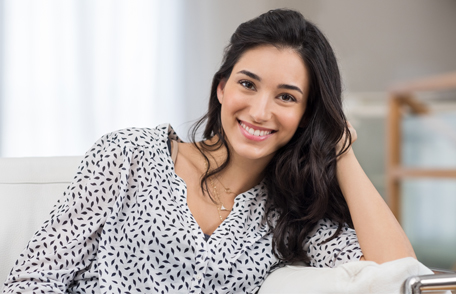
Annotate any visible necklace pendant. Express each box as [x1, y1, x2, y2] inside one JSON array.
[[220, 204, 230, 211]]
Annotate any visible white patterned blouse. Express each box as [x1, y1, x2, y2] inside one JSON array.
[[2, 124, 362, 294]]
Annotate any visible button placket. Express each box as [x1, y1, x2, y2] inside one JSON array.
[[189, 238, 209, 291]]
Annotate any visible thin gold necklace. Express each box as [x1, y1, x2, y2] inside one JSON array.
[[204, 160, 232, 222], [208, 177, 231, 222], [215, 176, 234, 195], [208, 176, 231, 211]]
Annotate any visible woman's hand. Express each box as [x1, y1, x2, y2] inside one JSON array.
[[336, 121, 357, 156]]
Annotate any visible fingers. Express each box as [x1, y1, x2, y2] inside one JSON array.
[[336, 121, 357, 156], [346, 121, 357, 143]]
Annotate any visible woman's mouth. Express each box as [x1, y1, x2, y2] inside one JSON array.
[[238, 120, 276, 140]]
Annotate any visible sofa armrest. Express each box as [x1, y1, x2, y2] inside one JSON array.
[[404, 272, 456, 294], [0, 156, 83, 285]]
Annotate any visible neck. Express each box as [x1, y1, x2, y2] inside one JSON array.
[[201, 137, 270, 197]]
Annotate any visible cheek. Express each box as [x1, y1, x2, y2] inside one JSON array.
[[281, 109, 305, 130], [220, 93, 242, 129], [222, 90, 246, 114]]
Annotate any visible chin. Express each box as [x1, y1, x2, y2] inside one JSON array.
[[232, 145, 276, 162]]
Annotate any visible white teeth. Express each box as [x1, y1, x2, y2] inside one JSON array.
[[240, 122, 272, 137]]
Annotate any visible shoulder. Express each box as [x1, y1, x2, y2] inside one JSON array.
[[81, 124, 179, 167], [95, 123, 178, 151], [305, 218, 362, 268]]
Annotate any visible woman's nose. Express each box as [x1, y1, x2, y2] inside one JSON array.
[[249, 94, 272, 123]]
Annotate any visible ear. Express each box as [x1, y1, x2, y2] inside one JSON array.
[[216, 78, 227, 104]]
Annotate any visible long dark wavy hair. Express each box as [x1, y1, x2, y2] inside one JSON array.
[[190, 9, 353, 264]]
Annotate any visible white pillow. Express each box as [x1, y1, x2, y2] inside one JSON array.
[[259, 257, 435, 294]]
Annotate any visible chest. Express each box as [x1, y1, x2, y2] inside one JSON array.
[[174, 151, 234, 235], [95, 172, 278, 293]]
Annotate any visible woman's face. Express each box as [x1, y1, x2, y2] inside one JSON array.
[[217, 45, 309, 164]]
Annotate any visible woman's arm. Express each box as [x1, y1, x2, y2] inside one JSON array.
[[336, 123, 416, 264]]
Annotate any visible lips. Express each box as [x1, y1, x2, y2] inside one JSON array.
[[238, 120, 276, 137]]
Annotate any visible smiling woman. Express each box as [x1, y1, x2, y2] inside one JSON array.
[[2, 9, 415, 294]]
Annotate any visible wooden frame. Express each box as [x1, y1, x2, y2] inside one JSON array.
[[386, 72, 456, 222]]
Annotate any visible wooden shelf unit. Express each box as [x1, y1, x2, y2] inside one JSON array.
[[386, 72, 456, 222]]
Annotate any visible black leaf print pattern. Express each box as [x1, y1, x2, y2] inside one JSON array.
[[2, 124, 362, 294]]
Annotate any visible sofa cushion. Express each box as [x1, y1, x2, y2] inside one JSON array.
[[258, 257, 434, 294], [0, 156, 82, 284]]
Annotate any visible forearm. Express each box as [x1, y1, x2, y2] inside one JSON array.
[[337, 148, 416, 264]]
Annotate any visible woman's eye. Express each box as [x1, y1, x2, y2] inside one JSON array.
[[239, 80, 256, 90], [278, 94, 297, 102]]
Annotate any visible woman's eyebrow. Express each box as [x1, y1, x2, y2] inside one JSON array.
[[237, 70, 261, 81], [238, 69, 303, 94], [278, 84, 303, 94]]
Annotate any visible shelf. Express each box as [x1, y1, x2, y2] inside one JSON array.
[[386, 72, 456, 222]]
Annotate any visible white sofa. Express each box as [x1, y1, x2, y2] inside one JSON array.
[[0, 156, 452, 293], [0, 156, 82, 284]]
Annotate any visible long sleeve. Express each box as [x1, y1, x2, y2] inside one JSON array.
[[304, 218, 363, 268], [2, 132, 128, 293]]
